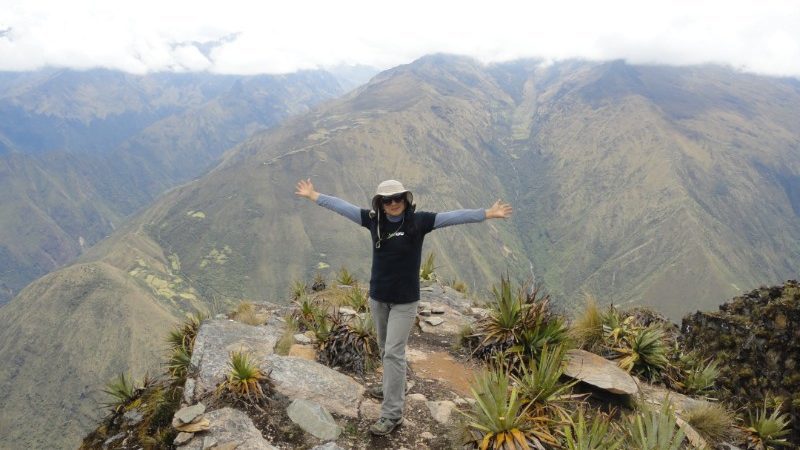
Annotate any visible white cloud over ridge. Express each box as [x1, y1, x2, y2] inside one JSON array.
[[1, 0, 799, 77]]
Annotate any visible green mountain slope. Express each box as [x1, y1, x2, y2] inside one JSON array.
[[0, 70, 346, 304], [1, 56, 798, 448]]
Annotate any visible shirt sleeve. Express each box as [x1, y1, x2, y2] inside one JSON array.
[[433, 209, 486, 229], [316, 194, 363, 225]]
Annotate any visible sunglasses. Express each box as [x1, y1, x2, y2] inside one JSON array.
[[381, 194, 405, 205]]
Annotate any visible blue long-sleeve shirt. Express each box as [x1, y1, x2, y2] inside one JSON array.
[[316, 194, 486, 228]]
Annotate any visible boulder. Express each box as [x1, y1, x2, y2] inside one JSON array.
[[264, 355, 364, 417], [564, 349, 638, 395], [189, 319, 285, 400], [426, 400, 457, 424], [177, 408, 278, 450], [287, 399, 342, 441]]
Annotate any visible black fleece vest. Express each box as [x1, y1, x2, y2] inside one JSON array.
[[360, 209, 436, 303]]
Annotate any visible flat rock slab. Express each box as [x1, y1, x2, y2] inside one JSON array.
[[564, 349, 638, 395], [638, 382, 710, 415], [177, 407, 278, 450], [264, 355, 364, 418], [189, 319, 285, 400], [287, 399, 342, 441]]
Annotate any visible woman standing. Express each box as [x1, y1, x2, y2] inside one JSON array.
[[295, 178, 513, 435]]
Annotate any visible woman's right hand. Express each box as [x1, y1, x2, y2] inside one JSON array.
[[295, 178, 319, 201]]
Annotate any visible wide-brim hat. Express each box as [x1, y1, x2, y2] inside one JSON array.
[[370, 179, 414, 215]]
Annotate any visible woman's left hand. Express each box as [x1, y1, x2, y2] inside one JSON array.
[[486, 200, 513, 219]]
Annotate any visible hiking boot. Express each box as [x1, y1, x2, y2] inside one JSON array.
[[369, 417, 403, 435], [367, 384, 383, 400]]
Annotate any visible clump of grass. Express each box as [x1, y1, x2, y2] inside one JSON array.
[[419, 251, 437, 281], [743, 401, 791, 449], [291, 279, 308, 300], [682, 402, 734, 445], [343, 286, 369, 312], [447, 278, 468, 294], [335, 267, 357, 286], [275, 315, 299, 355], [571, 294, 604, 353], [232, 301, 263, 326]]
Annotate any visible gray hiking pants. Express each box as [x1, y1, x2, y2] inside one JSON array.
[[369, 298, 418, 420]]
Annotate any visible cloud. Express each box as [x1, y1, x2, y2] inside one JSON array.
[[1, 0, 799, 77]]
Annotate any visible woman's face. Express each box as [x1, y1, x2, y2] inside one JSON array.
[[382, 195, 407, 217]]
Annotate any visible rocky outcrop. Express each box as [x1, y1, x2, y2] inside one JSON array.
[[188, 318, 286, 400], [681, 280, 800, 445]]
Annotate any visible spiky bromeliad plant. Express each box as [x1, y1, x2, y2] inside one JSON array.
[[627, 400, 685, 450], [463, 366, 539, 450], [335, 266, 357, 286], [166, 312, 205, 353], [743, 401, 791, 449], [419, 251, 437, 281], [470, 275, 568, 371], [343, 286, 369, 313], [219, 350, 268, 404], [613, 324, 670, 381], [318, 311, 377, 376], [166, 344, 193, 380], [511, 344, 577, 420], [102, 373, 142, 413], [563, 408, 625, 450]]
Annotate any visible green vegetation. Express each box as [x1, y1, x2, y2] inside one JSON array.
[[681, 358, 720, 395], [627, 401, 685, 450], [570, 294, 604, 353], [419, 251, 437, 281], [562, 408, 624, 450], [744, 401, 791, 449], [291, 280, 308, 300], [342, 286, 369, 312], [318, 311, 378, 376], [683, 402, 734, 445], [219, 350, 267, 404], [462, 366, 538, 450], [335, 266, 357, 287], [231, 301, 263, 326], [102, 373, 140, 412]]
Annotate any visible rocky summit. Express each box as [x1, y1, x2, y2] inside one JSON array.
[[79, 279, 797, 449]]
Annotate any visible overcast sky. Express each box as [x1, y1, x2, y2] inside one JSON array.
[[1, 0, 799, 78]]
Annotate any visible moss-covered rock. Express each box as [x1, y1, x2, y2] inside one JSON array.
[[681, 279, 800, 446]]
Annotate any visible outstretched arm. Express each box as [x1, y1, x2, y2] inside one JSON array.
[[295, 178, 361, 224], [434, 200, 513, 229]]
